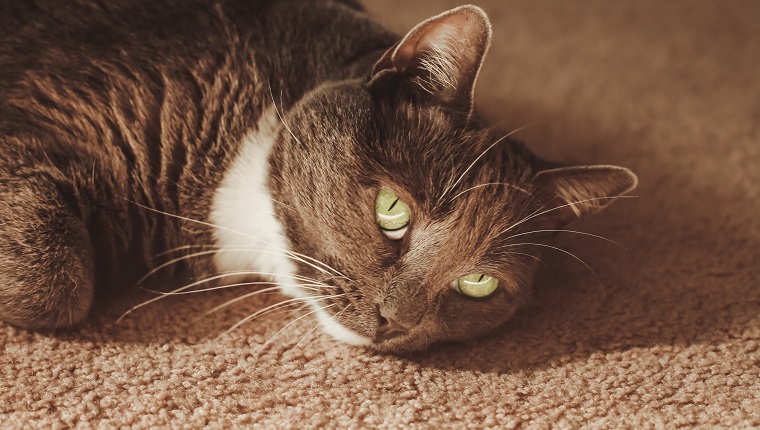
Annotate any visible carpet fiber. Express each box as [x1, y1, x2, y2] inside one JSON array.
[[2, 0, 759, 428]]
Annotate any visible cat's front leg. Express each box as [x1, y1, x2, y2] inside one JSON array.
[[0, 175, 95, 329]]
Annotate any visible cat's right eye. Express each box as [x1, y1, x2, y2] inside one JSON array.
[[453, 274, 499, 298], [375, 188, 411, 240]]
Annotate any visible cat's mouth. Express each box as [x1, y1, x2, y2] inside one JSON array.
[[370, 328, 435, 353], [280, 281, 435, 352], [311, 299, 435, 353], [308, 299, 372, 347]]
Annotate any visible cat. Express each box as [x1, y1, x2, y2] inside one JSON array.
[[0, 0, 637, 353]]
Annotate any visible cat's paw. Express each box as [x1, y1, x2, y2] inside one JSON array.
[[0, 178, 96, 330]]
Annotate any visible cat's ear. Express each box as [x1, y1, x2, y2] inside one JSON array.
[[369, 5, 492, 117], [533, 166, 638, 224]]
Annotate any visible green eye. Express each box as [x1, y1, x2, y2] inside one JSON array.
[[456, 274, 499, 298], [375, 188, 411, 239]]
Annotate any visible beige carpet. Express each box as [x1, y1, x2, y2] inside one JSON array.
[[2, 0, 759, 428]]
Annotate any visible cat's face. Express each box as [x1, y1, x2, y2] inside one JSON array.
[[269, 6, 636, 353]]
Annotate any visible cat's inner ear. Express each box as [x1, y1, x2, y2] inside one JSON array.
[[534, 166, 638, 225], [369, 5, 492, 115]]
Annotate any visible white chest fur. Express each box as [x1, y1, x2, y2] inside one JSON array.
[[209, 109, 299, 291]]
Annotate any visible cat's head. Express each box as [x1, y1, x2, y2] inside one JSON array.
[[268, 5, 637, 353]]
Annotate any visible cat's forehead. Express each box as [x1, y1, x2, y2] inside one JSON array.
[[368, 113, 536, 213], [365, 105, 495, 190]]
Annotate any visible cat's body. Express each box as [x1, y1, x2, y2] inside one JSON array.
[[0, 0, 636, 352], [0, 0, 387, 325]]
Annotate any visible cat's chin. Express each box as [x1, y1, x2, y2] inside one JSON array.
[[312, 307, 373, 347], [316, 312, 435, 354], [369, 332, 437, 354], [314, 318, 423, 353], [275, 283, 370, 346]]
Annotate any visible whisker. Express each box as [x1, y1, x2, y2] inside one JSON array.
[[260, 303, 339, 350], [137, 247, 344, 287], [448, 182, 531, 202], [265, 303, 311, 325], [500, 196, 639, 235], [267, 80, 303, 147], [499, 251, 545, 263], [218, 294, 345, 339], [502, 229, 629, 251], [138, 280, 268, 296], [141, 281, 327, 296], [292, 320, 325, 350], [503, 242, 599, 282], [136, 249, 236, 286], [293, 301, 352, 350], [494, 205, 546, 240], [283, 250, 352, 282], [438, 122, 546, 203], [124, 199, 351, 281], [197, 283, 333, 319], [270, 196, 297, 212], [194, 286, 285, 322], [117, 270, 333, 323], [155, 244, 214, 258], [219, 270, 339, 287]]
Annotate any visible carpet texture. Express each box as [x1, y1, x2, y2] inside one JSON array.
[[2, 0, 759, 428]]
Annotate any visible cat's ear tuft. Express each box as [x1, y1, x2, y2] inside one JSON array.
[[534, 166, 638, 224], [369, 5, 492, 116]]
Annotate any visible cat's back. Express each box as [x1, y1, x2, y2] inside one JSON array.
[[0, 0, 270, 48], [0, 0, 294, 170], [0, 0, 258, 92], [0, 0, 364, 77], [0, 0, 372, 125]]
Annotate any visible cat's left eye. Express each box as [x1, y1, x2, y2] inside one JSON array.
[[375, 188, 411, 240], [453, 274, 499, 298]]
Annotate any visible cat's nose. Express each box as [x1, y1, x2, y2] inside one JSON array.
[[375, 309, 409, 342]]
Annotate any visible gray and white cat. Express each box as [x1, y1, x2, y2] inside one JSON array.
[[0, 0, 636, 352]]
